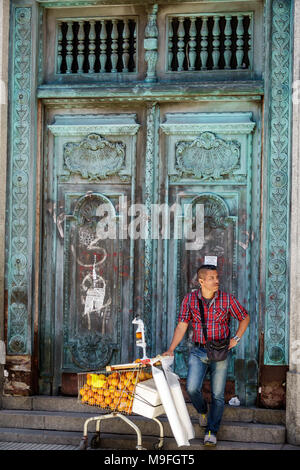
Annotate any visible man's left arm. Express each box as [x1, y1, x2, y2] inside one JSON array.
[[228, 295, 250, 350], [228, 315, 250, 350]]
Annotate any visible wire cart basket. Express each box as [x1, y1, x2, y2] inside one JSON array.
[[77, 363, 165, 450]]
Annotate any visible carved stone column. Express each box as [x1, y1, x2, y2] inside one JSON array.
[[0, 0, 9, 404], [4, 0, 39, 395], [144, 4, 158, 82]]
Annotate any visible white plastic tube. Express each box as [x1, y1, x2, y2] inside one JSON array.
[[161, 356, 195, 441], [151, 364, 190, 447]]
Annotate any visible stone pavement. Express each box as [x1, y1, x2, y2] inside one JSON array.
[[0, 441, 78, 450]]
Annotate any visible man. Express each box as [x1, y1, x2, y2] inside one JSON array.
[[163, 264, 250, 446]]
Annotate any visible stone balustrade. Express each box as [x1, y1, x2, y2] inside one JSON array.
[[168, 13, 252, 72], [56, 18, 137, 74]]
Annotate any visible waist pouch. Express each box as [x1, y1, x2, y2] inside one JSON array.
[[197, 297, 230, 362], [205, 337, 230, 362]]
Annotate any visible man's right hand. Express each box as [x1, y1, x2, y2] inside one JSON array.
[[162, 350, 174, 356]]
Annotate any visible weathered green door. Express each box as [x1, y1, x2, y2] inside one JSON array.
[[39, 105, 261, 406], [37, 5, 262, 404], [159, 110, 261, 406], [40, 113, 141, 394]]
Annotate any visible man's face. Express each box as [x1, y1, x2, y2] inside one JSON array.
[[198, 270, 220, 294]]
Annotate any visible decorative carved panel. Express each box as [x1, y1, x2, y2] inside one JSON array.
[[63, 133, 125, 181], [175, 132, 240, 180], [63, 193, 119, 370]]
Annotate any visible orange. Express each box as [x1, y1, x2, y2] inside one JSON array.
[[79, 387, 85, 396], [88, 397, 96, 406], [123, 379, 131, 388], [139, 371, 146, 381], [105, 396, 112, 405], [87, 374, 92, 386], [118, 401, 127, 412], [103, 389, 110, 397], [128, 384, 135, 393]]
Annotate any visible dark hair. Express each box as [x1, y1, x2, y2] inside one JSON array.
[[197, 264, 218, 279]]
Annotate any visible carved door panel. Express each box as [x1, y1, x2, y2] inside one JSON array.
[[40, 114, 139, 394], [160, 112, 260, 405]]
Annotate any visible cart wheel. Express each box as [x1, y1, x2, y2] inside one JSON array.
[[153, 441, 164, 450], [90, 433, 101, 449], [79, 437, 88, 450]]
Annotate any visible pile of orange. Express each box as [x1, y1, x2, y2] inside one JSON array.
[[79, 366, 152, 414]]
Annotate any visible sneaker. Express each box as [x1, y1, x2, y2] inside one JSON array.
[[204, 431, 217, 446], [198, 413, 208, 427]]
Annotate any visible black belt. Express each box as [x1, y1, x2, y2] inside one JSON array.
[[194, 342, 206, 348]]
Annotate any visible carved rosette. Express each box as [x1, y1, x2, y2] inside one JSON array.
[[63, 133, 125, 180], [175, 132, 240, 180], [67, 332, 115, 370]]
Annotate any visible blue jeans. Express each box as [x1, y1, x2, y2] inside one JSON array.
[[186, 346, 231, 435]]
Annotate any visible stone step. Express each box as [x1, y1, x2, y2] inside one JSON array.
[[2, 395, 286, 425], [0, 408, 286, 445], [0, 428, 297, 451]]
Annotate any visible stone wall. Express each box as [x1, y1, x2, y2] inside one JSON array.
[[286, 0, 300, 446]]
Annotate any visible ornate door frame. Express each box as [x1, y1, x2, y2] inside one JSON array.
[[4, 0, 294, 398]]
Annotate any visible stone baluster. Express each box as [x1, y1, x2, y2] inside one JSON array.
[[168, 18, 173, 71], [88, 20, 96, 73], [224, 15, 232, 69], [111, 19, 118, 73], [188, 17, 197, 71], [100, 20, 107, 73], [248, 16, 252, 69], [200, 17, 208, 70], [133, 22, 137, 72], [57, 21, 63, 74], [66, 21, 74, 74], [77, 20, 85, 74], [122, 19, 130, 72], [144, 4, 158, 82], [177, 17, 185, 71], [212, 15, 220, 69], [236, 14, 244, 69]]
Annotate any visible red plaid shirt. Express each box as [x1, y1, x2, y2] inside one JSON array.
[[178, 289, 248, 343]]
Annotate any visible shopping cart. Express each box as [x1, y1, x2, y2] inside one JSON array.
[[77, 363, 165, 450]]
